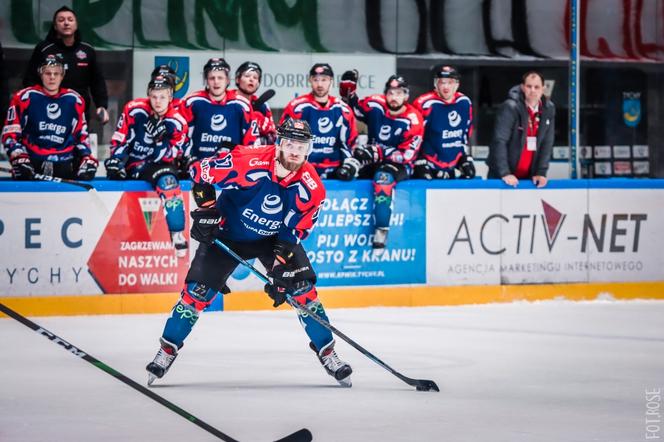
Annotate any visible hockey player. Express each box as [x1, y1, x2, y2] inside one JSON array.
[[178, 58, 258, 176], [233, 61, 277, 144], [104, 76, 189, 257], [3, 54, 98, 181], [146, 118, 353, 387], [338, 73, 424, 250], [412, 65, 475, 179], [281, 63, 357, 178]]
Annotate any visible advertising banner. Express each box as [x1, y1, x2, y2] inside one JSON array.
[[2, 181, 663, 297], [87, 191, 191, 294], [133, 50, 396, 108], [302, 181, 426, 287], [0, 191, 121, 295], [427, 187, 664, 285]]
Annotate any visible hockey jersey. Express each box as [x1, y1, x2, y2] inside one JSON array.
[[191, 145, 325, 245], [179, 89, 258, 159], [2, 85, 90, 162], [354, 94, 424, 167], [413, 91, 473, 171], [110, 98, 188, 172], [280, 93, 357, 174]]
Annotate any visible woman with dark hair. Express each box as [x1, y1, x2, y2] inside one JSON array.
[[22, 6, 109, 124]]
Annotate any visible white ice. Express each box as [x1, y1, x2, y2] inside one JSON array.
[[1, 300, 663, 442]]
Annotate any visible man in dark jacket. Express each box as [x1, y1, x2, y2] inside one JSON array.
[[22, 6, 109, 124], [487, 71, 555, 188], [0, 42, 8, 120]]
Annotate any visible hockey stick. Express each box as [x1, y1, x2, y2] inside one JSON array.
[[0, 166, 94, 190], [0, 303, 313, 442], [213, 239, 440, 393], [252, 88, 276, 110]]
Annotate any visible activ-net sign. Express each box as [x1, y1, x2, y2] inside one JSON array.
[[426, 188, 664, 285]]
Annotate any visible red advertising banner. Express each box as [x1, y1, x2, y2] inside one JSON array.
[[88, 191, 190, 293]]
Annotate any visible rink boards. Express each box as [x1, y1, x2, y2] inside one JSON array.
[[1, 179, 663, 315]]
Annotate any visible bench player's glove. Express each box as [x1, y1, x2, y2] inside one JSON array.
[[9, 152, 35, 180], [77, 155, 98, 180], [457, 155, 476, 179], [339, 69, 358, 102], [145, 114, 168, 144]]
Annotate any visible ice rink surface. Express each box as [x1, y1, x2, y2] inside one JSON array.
[[1, 300, 663, 442]]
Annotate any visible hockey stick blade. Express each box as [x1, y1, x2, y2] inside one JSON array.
[[273, 428, 313, 442], [0, 166, 94, 190], [253, 88, 276, 109], [213, 239, 440, 393]]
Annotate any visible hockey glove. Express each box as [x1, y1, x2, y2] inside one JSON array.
[[145, 114, 168, 144], [77, 156, 99, 181], [264, 275, 289, 308], [353, 144, 382, 166], [190, 208, 221, 244], [265, 268, 314, 308], [9, 152, 35, 180], [457, 155, 476, 179], [104, 157, 127, 180], [184, 156, 199, 174], [413, 158, 434, 180], [335, 157, 361, 181], [339, 69, 358, 102]]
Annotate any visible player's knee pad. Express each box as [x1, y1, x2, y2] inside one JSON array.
[[181, 282, 218, 312], [292, 282, 333, 349], [373, 168, 396, 186], [290, 280, 317, 306], [156, 174, 185, 232], [156, 173, 180, 196], [373, 166, 397, 198]]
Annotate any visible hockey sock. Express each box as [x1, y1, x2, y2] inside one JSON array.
[[162, 282, 218, 348], [372, 170, 396, 229], [291, 282, 334, 351], [155, 173, 185, 232]]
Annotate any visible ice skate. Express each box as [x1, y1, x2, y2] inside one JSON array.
[[310, 341, 352, 387], [146, 338, 178, 385], [170, 231, 188, 258], [372, 227, 389, 256]]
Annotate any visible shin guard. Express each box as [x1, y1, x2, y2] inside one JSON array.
[[156, 174, 185, 232], [372, 169, 396, 229], [291, 282, 334, 352], [162, 282, 218, 348]]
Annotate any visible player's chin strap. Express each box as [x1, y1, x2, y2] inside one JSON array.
[[212, 238, 440, 393]]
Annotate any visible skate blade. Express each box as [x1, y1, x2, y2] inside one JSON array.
[[337, 376, 352, 388], [147, 373, 157, 386]]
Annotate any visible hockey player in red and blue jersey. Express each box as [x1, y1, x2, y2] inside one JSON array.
[[412, 65, 475, 179], [104, 76, 190, 257], [280, 63, 357, 178], [233, 61, 277, 144], [339, 73, 424, 251], [178, 58, 258, 175], [2, 54, 97, 180], [146, 118, 353, 387]]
